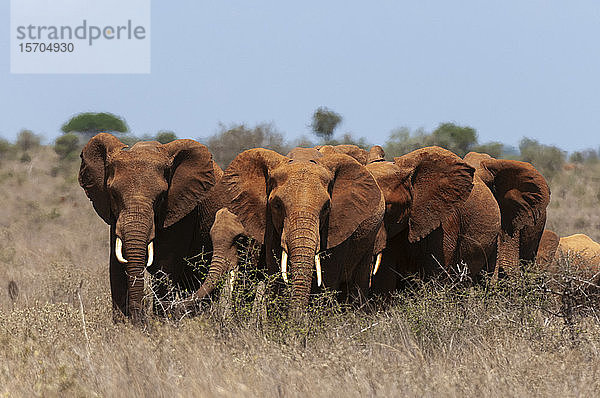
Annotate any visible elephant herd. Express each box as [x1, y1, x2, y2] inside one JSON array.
[[78, 133, 598, 324]]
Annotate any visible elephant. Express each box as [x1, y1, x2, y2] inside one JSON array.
[[79, 133, 222, 322], [365, 146, 479, 293], [537, 231, 600, 271], [363, 146, 550, 295], [557, 234, 600, 270], [463, 151, 550, 281], [182, 147, 385, 317]]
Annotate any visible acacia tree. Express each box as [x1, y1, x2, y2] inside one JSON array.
[[310, 107, 342, 142], [61, 112, 128, 138]]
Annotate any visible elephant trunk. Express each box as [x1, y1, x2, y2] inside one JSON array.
[[194, 252, 236, 300], [123, 233, 148, 322], [285, 211, 320, 318], [190, 208, 243, 302], [117, 205, 154, 323], [493, 229, 521, 282]]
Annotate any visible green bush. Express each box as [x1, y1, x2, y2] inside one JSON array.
[[54, 133, 81, 161], [384, 127, 432, 157], [0, 138, 14, 160], [205, 123, 288, 168], [569, 148, 598, 164], [118, 134, 143, 147], [430, 122, 477, 157], [384, 123, 503, 158], [518, 138, 565, 180], [155, 130, 177, 144], [321, 133, 370, 149], [471, 141, 505, 158]]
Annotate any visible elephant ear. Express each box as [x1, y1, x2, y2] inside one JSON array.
[[221, 148, 287, 243], [395, 147, 475, 243], [79, 133, 127, 224], [480, 158, 550, 237], [161, 140, 218, 228], [321, 154, 383, 249], [366, 160, 412, 224]]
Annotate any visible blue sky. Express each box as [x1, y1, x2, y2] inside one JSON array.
[[1, 1, 599, 151]]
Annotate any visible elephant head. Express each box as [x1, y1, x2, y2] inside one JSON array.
[[79, 133, 219, 320], [464, 152, 551, 278], [367, 146, 475, 270], [194, 147, 383, 316]]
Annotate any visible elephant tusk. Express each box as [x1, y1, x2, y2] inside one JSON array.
[[115, 237, 128, 263], [281, 250, 288, 283], [229, 269, 236, 287], [373, 252, 382, 275], [146, 241, 154, 268], [315, 253, 322, 287]]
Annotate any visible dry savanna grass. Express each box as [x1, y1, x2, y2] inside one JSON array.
[[1, 147, 600, 397]]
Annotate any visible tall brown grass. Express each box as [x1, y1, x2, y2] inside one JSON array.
[[0, 148, 599, 397]]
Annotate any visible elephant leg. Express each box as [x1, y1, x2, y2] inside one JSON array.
[[335, 250, 372, 307], [109, 228, 128, 322], [370, 248, 399, 300], [352, 251, 374, 307], [109, 257, 128, 322]]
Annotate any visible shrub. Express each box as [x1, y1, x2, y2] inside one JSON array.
[[472, 141, 505, 158], [205, 123, 288, 168], [155, 131, 177, 144], [54, 133, 82, 161], [518, 137, 565, 180], [321, 132, 370, 149], [569, 148, 598, 164], [0, 138, 13, 160], [430, 122, 477, 157], [384, 127, 432, 157], [15, 129, 41, 152]]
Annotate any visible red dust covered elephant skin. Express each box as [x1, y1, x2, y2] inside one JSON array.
[[185, 147, 385, 316], [79, 133, 223, 322], [360, 146, 550, 294]]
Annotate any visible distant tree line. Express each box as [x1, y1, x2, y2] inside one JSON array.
[[1, 109, 598, 182]]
